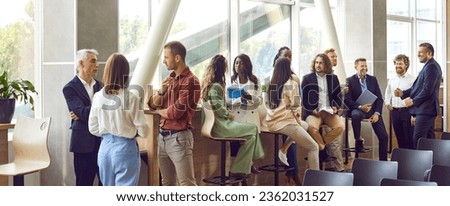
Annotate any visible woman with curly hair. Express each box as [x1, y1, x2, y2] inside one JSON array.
[[201, 54, 264, 178]]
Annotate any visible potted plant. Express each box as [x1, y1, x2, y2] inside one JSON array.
[[0, 70, 37, 123]]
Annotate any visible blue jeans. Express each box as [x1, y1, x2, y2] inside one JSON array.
[[98, 134, 140, 186]]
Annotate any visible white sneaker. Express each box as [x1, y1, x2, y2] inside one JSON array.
[[278, 150, 289, 166]]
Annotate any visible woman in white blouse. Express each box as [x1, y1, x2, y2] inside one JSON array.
[[89, 53, 150, 186], [228, 54, 262, 173]]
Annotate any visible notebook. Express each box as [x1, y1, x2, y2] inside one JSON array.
[[356, 89, 378, 105]]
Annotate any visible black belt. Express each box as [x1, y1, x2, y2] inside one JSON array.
[[392, 107, 407, 111], [159, 129, 187, 136]]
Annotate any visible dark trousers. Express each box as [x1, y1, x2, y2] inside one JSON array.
[[73, 139, 102, 186], [412, 114, 437, 149], [391, 108, 414, 149], [230, 141, 240, 157], [350, 109, 388, 161]]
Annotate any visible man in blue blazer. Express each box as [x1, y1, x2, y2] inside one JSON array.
[[62, 49, 103, 186], [395, 43, 442, 148], [344, 58, 388, 161], [301, 53, 344, 155]]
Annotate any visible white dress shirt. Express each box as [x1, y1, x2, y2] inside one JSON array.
[[89, 88, 150, 139], [316, 73, 330, 111], [77, 75, 96, 102], [384, 72, 415, 108]]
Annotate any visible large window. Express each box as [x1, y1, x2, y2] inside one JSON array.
[[165, 0, 229, 81], [387, 0, 443, 78], [119, 0, 148, 55], [0, 0, 34, 82], [0, 0, 35, 116], [298, 0, 338, 77], [239, 1, 291, 82], [387, 20, 412, 78]]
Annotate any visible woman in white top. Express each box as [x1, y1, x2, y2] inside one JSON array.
[[228, 54, 262, 173], [264, 57, 319, 171], [89, 53, 150, 186]]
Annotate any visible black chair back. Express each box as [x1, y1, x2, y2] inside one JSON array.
[[417, 138, 450, 166], [390, 148, 433, 181], [428, 164, 450, 186], [302, 169, 354, 186], [351, 158, 398, 186], [380, 178, 437, 186]]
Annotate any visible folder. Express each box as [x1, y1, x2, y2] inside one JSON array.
[[356, 89, 378, 105]]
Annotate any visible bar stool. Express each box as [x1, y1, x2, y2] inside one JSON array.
[[343, 117, 372, 164], [259, 130, 293, 186], [201, 101, 248, 186]]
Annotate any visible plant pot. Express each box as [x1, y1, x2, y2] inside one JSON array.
[[0, 98, 16, 123]]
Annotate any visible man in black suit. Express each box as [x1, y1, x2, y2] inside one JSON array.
[[344, 58, 388, 161], [62, 49, 103, 186], [395, 43, 442, 148], [301, 53, 344, 154]]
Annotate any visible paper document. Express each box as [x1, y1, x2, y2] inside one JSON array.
[[356, 89, 378, 105], [318, 107, 334, 114]]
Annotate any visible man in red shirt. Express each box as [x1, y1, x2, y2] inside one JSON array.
[[148, 41, 201, 186]]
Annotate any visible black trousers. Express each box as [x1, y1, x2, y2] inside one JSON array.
[[350, 109, 388, 161], [413, 114, 437, 149], [391, 108, 414, 149], [73, 139, 102, 186]]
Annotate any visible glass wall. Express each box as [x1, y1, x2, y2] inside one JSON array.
[[387, 0, 443, 77], [117, 0, 444, 83], [0, 0, 34, 81], [239, 1, 291, 82], [0, 0, 35, 116], [119, 0, 148, 57], [165, 0, 229, 81], [387, 20, 412, 78], [298, 0, 338, 77]]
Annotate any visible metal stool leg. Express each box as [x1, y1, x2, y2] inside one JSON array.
[[344, 117, 349, 164], [274, 134, 279, 186], [220, 141, 226, 186]]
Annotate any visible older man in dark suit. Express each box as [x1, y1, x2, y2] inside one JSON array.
[[395, 43, 442, 148], [62, 49, 103, 186], [344, 58, 388, 161]]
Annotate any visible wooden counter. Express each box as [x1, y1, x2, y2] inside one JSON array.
[[0, 123, 14, 186], [142, 110, 160, 185]]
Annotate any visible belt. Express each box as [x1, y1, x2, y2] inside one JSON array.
[[159, 129, 187, 136], [392, 107, 407, 111]]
